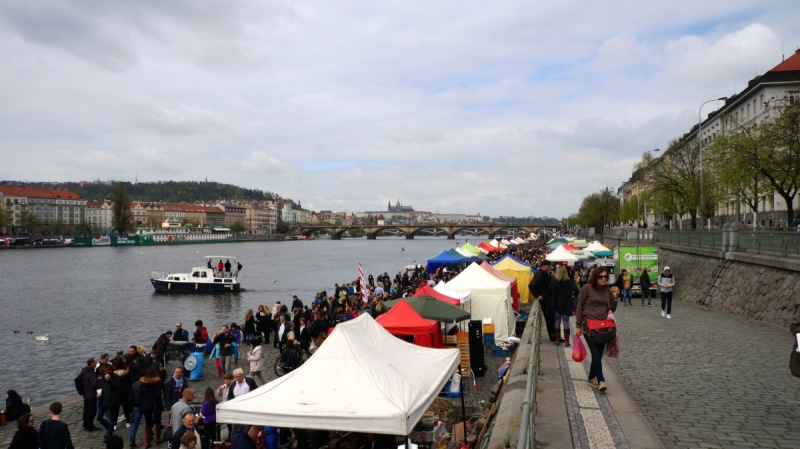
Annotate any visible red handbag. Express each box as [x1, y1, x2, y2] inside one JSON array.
[[585, 319, 615, 331]]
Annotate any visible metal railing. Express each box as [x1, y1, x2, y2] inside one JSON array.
[[515, 302, 542, 449], [656, 230, 722, 248], [738, 228, 800, 258]]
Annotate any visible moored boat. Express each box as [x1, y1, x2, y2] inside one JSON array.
[[151, 256, 242, 292]]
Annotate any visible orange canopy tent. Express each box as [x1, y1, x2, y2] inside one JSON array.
[[480, 261, 519, 312], [375, 299, 444, 348], [478, 242, 504, 253], [413, 284, 461, 306], [561, 244, 580, 250]]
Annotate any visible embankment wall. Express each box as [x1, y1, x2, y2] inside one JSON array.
[[657, 243, 800, 329]]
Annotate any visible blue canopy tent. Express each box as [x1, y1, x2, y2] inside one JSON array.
[[427, 251, 465, 275]]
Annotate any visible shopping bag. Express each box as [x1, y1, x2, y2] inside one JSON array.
[[572, 334, 587, 362]]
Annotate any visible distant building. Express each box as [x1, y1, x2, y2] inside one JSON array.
[[0, 186, 86, 234], [86, 200, 114, 233], [388, 199, 414, 213]]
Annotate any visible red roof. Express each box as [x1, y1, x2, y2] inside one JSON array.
[[0, 186, 83, 200], [769, 50, 800, 72]]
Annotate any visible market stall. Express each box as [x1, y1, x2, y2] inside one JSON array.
[[433, 281, 472, 303], [413, 284, 462, 306], [426, 250, 464, 275], [479, 261, 519, 312], [545, 245, 579, 265], [446, 263, 514, 340], [383, 295, 471, 323], [376, 299, 444, 348], [490, 254, 533, 304], [216, 314, 460, 435]]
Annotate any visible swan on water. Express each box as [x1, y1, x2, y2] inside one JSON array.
[[35, 334, 50, 341]]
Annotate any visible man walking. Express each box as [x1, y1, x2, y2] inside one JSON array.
[[658, 266, 675, 319], [214, 325, 235, 373], [39, 402, 74, 449], [81, 358, 100, 431], [529, 260, 555, 341], [169, 389, 195, 435], [164, 367, 190, 414]]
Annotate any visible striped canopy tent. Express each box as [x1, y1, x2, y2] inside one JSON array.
[[491, 254, 534, 304]]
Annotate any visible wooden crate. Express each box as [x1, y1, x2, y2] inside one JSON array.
[[457, 332, 470, 365]]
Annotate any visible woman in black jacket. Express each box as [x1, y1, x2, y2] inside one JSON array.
[[3, 390, 28, 422], [129, 366, 163, 449], [9, 413, 38, 449], [96, 363, 121, 443], [547, 265, 581, 347], [114, 359, 134, 430], [255, 305, 271, 344], [297, 317, 312, 351]]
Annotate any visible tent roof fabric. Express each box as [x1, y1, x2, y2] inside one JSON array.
[[561, 244, 580, 250], [584, 241, 610, 252], [446, 248, 467, 259], [492, 254, 531, 268], [428, 250, 463, 264], [414, 284, 461, 306], [383, 295, 471, 322], [434, 281, 471, 302], [376, 299, 439, 334], [460, 242, 484, 255], [446, 263, 514, 339], [546, 245, 579, 262], [216, 314, 459, 434]]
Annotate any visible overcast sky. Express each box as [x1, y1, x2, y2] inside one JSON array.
[[1, 1, 798, 217]]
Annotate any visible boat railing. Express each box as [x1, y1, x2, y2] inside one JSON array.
[[151, 271, 169, 281]]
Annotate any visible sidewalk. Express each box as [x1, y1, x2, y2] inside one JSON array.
[[535, 320, 663, 449]]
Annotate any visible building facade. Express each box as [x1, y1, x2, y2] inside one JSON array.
[[0, 186, 86, 234], [86, 200, 114, 233]]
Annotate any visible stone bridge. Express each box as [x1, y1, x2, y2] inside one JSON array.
[[294, 222, 558, 239]]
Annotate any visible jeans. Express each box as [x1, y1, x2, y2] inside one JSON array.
[[220, 355, 232, 373], [130, 407, 153, 442], [244, 332, 254, 343], [586, 339, 607, 382], [641, 286, 651, 304], [553, 312, 570, 331], [202, 420, 217, 449], [622, 288, 632, 304], [97, 404, 119, 440], [83, 397, 97, 429], [661, 291, 673, 314]]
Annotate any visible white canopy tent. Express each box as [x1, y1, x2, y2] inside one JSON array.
[[454, 246, 474, 258], [434, 280, 472, 304], [546, 245, 579, 264], [584, 241, 610, 252], [514, 237, 526, 244], [216, 314, 459, 435], [447, 263, 514, 339]]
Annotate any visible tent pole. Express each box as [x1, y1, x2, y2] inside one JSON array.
[[459, 363, 467, 442], [405, 435, 410, 449]]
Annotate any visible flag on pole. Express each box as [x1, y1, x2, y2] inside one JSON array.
[[358, 262, 367, 303]]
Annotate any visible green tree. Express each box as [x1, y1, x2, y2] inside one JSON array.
[[573, 188, 619, 229], [19, 211, 40, 234], [230, 221, 246, 233], [348, 228, 359, 238], [112, 182, 134, 234], [618, 199, 639, 224], [276, 220, 290, 234], [75, 221, 92, 235], [49, 219, 67, 236]]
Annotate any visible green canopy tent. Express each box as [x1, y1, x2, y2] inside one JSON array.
[[383, 295, 471, 323], [459, 242, 484, 256]]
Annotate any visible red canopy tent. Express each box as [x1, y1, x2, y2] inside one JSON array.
[[561, 244, 580, 250], [413, 284, 460, 306], [478, 242, 503, 253], [479, 261, 520, 312], [375, 299, 444, 348]]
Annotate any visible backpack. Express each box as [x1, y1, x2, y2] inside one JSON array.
[[198, 327, 209, 343], [74, 373, 85, 396]]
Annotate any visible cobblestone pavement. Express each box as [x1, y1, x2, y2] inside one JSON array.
[[607, 299, 800, 449], [0, 342, 285, 449]]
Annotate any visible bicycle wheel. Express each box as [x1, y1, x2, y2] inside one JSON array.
[[274, 355, 286, 377]]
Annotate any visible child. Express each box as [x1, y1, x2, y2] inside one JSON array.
[[209, 338, 222, 377]]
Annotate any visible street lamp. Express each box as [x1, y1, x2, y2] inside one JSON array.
[[699, 97, 728, 229]]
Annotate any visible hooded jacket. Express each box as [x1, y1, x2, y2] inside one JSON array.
[[130, 373, 163, 411], [657, 271, 675, 292]]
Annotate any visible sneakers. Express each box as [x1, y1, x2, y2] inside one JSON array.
[[598, 381, 607, 392], [666, 314, 671, 319], [126, 423, 131, 428], [588, 379, 599, 389], [648, 303, 653, 306], [661, 310, 665, 317]]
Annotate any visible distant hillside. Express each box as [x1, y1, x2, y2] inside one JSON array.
[[0, 180, 291, 204]]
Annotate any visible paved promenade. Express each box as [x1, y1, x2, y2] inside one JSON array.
[[536, 298, 800, 449]]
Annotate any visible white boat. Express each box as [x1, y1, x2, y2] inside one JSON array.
[[151, 256, 242, 292]]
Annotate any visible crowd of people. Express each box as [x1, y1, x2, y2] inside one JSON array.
[[6, 236, 564, 449]]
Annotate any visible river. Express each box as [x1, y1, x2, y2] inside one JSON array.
[[0, 236, 471, 405]]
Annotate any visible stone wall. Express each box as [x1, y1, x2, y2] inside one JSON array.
[[658, 243, 800, 329]]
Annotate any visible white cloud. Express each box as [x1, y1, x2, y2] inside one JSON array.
[[0, 1, 798, 217]]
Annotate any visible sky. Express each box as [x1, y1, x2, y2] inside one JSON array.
[[1, 1, 798, 218]]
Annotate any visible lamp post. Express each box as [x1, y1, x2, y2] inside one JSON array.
[[644, 148, 659, 226], [699, 97, 728, 229]]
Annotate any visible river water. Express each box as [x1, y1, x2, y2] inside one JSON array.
[[1, 237, 469, 405]]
